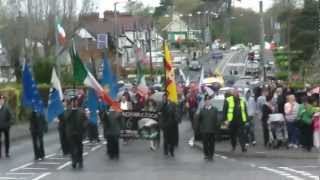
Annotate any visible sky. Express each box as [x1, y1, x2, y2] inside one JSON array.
[[95, 0, 274, 15]]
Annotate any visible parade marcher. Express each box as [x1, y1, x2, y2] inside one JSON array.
[[223, 90, 248, 152], [298, 97, 314, 151], [101, 107, 121, 160], [29, 110, 47, 161], [284, 94, 300, 149], [261, 95, 274, 147], [245, 90, 256, 146], [65, 97, 88, 169], [198, 95, 218, 161], [120, 95, 133, 144], [160, 94, 178, 157], [57, 100, 70, 156], [0, 95, 13, 158], [186, 91, 198, 146]]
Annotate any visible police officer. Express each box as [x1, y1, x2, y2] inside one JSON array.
[[160, 94, 178, 157], [65, 97, 88, 169], [29, 110, 47, 160], [0, 95, 13, 158], [223, 89, 248, 152]]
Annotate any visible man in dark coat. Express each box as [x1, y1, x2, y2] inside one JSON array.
[[29, 111, 47, 160], [0, 95, 13, 158], [100, 108, 121, 159], [198, 95, 218, 160], [57, 101, 70, 156], [65, 97, 88, 169], [160, 94, 178, 157]]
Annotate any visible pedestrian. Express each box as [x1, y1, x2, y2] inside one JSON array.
[[223, 90, 248, 152], [29, 111, 47, 161], [65, 97, 88, 169], [245, 90, 256, 146], [284, 94, 300, 148], [186, 91, 198, 146], [198, 95, 218, 161], [261, 95, 274, 147], [100, 108, 121, 160], [0, 95, 13, 158], [160, 94, 178, 157], [57, 100, 70, 156], [298, 97, 314, 151]]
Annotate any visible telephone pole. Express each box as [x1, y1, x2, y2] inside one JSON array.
[[259, 0, 266, 81]]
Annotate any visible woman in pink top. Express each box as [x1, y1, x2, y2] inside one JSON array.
[[284, 95, 300, 148]]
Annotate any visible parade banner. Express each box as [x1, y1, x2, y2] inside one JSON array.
[[121, 111, 161, 140]]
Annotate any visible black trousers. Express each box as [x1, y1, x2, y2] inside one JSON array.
[[262, 122, 269, 146], [88, 123, 99, 142], [229, 121, 246, 150], [69, 134, 83, 166], [58, 127, 69, 155], [300, 123, 313, 151], [106, 136, 119, 159], [31, 132, 45, 159], [202, 133, 215, 158], [163, 130, 175, 156], [0, 128, 10, 157]]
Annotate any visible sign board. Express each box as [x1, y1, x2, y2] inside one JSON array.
[[97, 34, 108, 49]]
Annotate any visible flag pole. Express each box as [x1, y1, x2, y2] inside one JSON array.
[[163, 40, 167, 97]]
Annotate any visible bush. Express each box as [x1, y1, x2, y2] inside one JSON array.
[[275, 71, 289, 81], [0, 87, 20, 122], [289, 81, 305, 90], [33, 57, 55, 84]]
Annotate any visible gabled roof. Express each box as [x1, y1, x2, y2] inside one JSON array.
[[162, 14, 188, 32]]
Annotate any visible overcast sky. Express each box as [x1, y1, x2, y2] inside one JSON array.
[[96, 0, 273, 14]]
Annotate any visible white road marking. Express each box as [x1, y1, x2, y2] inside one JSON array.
[[10, 163, 33, 172], [38, 162, 61, 165], [91, 145, 102, 152], [102, 141, 107, 145], [279, 167, 319, 180], [83, 152, 89, 156], [259, 166, 304, 180], [6, 173, 35, 175], [220, 155, 228, 160], [0, 177, 26, 180], [83, 140, 89, 144], [48, 157, 65, 160], [23, 168, 48, 170], [45, 153, 56, 158], [57, 161, 71, 170], [31, 172, 51, 180]]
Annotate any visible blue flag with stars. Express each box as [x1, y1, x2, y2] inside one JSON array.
[[101, 57, 118, 100], [22, 63, 45, 114], [86, 88, 99, 124]]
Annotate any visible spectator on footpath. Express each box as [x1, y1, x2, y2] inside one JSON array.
[[245, 90, 256, 146], [198, 95, 218, 161], [298, 97, 314, 152], [0, 95, 13, 159], [261, 95, 274, 147], [284, 95, 300, 149], [29, 110, 47, 161]]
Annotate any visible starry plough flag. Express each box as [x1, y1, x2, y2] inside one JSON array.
[[22, 63, 45, 114]]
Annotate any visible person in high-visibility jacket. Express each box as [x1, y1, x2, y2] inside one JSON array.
[[223, 89, 248, 152]]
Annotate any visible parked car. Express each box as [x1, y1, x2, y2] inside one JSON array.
[[189, 60, 202, 71]]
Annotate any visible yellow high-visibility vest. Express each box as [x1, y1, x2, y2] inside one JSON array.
[[226, 96, 247, 122]]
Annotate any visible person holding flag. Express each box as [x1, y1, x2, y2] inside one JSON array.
[[47, 68, 68, 155], [22, 63, 47, 161]]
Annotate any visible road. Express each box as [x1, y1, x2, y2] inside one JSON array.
[[1, 50, 319, 180]]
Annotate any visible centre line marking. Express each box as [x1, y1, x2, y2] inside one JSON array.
[[32, 172, 51, 180], [0, 177, 26, 180], [6, 173, 35, 175], [10, 163, 33, 172], [23, 168, 48, 170], [57, 161, 71, 170], [38, 162, 61, 165], [45, 153, 56, 158]]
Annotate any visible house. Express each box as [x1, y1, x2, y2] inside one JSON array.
[[162, 14, 201, 43]]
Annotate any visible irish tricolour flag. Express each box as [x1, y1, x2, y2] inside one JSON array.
[[70, 44, 121, 112], [57, 23, 66, 45]]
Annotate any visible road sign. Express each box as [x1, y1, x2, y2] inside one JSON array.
[[97, 34, 108, 49]]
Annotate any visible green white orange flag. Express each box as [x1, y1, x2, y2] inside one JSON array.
[[70, 44, 121, 112], [163, 41, 178, 103]]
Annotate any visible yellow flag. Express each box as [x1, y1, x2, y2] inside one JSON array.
[[163, 41, 178, 103]]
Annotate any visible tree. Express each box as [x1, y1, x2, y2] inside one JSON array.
[[124, 1, 154, 16]]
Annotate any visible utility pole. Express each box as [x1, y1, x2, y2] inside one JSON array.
[[114, 3, 120, 78], [259, 0, 266, 81], [224, 0, 232, 48], [148, 23, 154, 82]]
